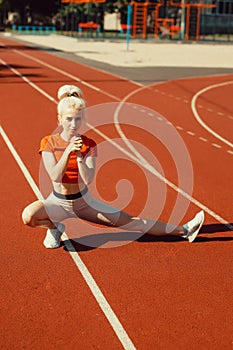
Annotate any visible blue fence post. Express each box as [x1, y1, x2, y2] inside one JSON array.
[[126, 4, 132, 51]]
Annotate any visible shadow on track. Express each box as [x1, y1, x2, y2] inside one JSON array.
[[62, 223, 233, 252]]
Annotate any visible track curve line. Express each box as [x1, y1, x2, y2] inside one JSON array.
[[113, 84, 233, 230], [191, 80, 233, 148]]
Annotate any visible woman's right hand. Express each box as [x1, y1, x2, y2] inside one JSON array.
[[68, 136, 83, 155]]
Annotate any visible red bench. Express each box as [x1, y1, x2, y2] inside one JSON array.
[[78, 21, 100, 35]]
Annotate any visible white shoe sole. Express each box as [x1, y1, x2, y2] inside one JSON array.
[[187, 210, 205, 242]]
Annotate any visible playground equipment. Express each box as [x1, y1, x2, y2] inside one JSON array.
[[125, 0, 217, 40], [170, 0, 216, 40], [78, 21, 101, 36], [130, 1, 162, 38], [61, 0, 105, 36], [129, 1, 181, 39], [60, 0, 217, 41]]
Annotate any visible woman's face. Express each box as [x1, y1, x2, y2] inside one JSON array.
[[59, 108, 83, 137]]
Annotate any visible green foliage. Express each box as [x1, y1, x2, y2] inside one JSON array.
[[0, 0, 10, 11], [0, 0, 160, 26], [0, 0, 59, 15]]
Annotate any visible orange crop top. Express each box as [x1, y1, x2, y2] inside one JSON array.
[[39, 133, 97, 184]]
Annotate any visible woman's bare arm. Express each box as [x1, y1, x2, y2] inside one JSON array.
[[77, 156, 96, 185], [42, 146, 72, 182]]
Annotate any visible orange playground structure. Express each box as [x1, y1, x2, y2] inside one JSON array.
[[170, 0, 216, 40], [130, 1, 180, 39], [61, 0, 216, 40], [129, 0, 216, 40]]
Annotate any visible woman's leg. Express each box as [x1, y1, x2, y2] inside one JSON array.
[[74, 193, 204, 242], [22, 198, 68, 248], [113, 212, 184, 236], [22, 200, 56, 229], [76, 196, 184, 237], [115, 210, 205, 242]]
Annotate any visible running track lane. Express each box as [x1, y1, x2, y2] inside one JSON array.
[[0, 37, 233, 350], [0, 136, 129, 350], [122, 76, 233, 221]]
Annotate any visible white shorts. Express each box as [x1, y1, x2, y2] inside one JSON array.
[[43, 188, 121, 226]]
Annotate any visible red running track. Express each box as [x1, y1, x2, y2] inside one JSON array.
[[0, 37, 233, 350]]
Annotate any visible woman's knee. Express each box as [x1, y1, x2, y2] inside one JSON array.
[[114, 215, 147, 232], [101, 211, 133, 228], [22, 207, 35, 226], [22, 203, 43, 227], [22, 200, 46, 227]]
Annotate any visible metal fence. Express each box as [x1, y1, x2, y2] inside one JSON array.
[[200, 13, 233, 39]]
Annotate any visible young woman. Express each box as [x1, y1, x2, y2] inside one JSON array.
[[22, 85, 204, 248]]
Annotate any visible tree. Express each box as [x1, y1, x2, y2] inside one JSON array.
[[0, 0, 60, 24]]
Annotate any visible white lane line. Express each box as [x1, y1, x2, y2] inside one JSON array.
[[0, 126, 43, 200], [199, 137, 208, 142], [0, 124, 137, 350], [0, 58, 57, 102], [191, 81, 233, 149], [187, 131, 195, 136], [212, 143, 222, 149], [12, 49, 121, 101], [152, 84, 232, 128]]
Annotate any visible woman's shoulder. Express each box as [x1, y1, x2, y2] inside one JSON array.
[[41, 133, 66, 143], [39, 133, 62, 153]]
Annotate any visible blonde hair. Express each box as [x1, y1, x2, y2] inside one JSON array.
[[57, 84, 83, 100], [57, 96, 86, 116]]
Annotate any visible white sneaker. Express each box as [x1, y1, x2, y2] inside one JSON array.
[[43, 223, 65, 249], [183, 210, 204, 242]]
